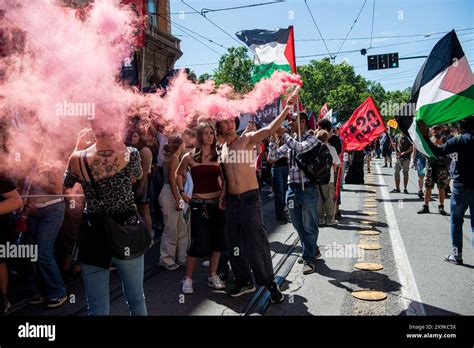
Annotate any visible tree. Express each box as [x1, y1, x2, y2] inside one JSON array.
[[213, 46, 255, 93], [198, 73, 213, 84]]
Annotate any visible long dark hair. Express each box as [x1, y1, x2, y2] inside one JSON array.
[[127, 129, 148, 151], [192, 122, 218, 163]]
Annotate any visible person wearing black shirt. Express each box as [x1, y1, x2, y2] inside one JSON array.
[[420, 116, 474, 265], [0, 172, 23, 314]]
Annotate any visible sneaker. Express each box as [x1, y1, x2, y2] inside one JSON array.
[[201, 260, 210, 268], [417, 205, 429, 214], [439, 205, 448, 215], [403, 189, 409, 194], [326, 220, 339, 226], [47, 294, 68, 308], [297, 257, 304, 264], [228, 282, 256, 298], [182, 277, 194, 294], [383, 164, 388, 168], [268, 192, 275, 198], [29, 294, 45, 305], [444, 253, 463, 265], [390, 188, 400, 193], [208, 274, 226, 290], [268, 282, 284, 304], [163, 263, 180, 271], [418, 190, 424, 199], [302, 262, 316, 275]]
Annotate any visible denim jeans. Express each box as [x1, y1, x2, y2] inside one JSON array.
[[450, 186, 474, 257], [271, 165, 289, 220], [286, 185, 320, 263], [81, 255, 147, 316], [225, 189, 274, 287], [28, 201, 66, 300]]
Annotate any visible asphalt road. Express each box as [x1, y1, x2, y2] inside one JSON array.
[[9, 158, 473, 316]]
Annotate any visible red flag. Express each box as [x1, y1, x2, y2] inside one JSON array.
[[339, 96, 386, 151], [318, 102, 329, 122], [284, 26, 297, 74], [122, 0, 147, 47]]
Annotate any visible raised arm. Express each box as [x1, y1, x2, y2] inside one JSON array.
[[245, 86, 300, 146]]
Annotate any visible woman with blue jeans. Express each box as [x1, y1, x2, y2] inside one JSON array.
[[26, 164, 67, 308], [64, 125, 147, 315]]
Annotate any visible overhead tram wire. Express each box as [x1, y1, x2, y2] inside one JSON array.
[[153, 12, 228, 51], [296, 31, 474, 59], [172, 25, 223, 56], [168, 1, 284, 16], [369, 0, 376, 49], [295, 27, 474, 42], [334, 0, 368, 59], [180, 0, 253, 52], [304, 0, 334, 61]]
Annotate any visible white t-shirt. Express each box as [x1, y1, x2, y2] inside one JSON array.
[[327, 144, 341, 183]]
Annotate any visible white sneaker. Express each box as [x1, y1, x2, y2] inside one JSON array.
[[201, 260, 210, 267], [208, 274, 226, 289], [182, 277, 194, 294]]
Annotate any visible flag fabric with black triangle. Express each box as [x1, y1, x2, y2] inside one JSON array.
[[396, 30, 474, 157], [236, 26, 296, 82]]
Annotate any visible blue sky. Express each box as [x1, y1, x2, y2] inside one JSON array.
[[170, 0, 474, 91]]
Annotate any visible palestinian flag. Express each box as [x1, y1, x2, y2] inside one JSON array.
[[236, 26, 296, 82], [396, 30, 474, 157]]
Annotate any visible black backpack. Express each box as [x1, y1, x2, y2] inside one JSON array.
[[295, 142, 333, 185]]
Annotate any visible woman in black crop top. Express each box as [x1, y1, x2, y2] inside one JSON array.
[[176, 122, 227, 294], [64, 123, 147, 316]]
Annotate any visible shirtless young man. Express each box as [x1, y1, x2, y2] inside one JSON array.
[[216, 87, 299, 303]]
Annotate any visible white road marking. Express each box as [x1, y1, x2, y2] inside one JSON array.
[[375, 162, 426, 316]]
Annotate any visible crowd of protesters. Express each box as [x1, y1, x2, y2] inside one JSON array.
[[1, 100, 472, 315]]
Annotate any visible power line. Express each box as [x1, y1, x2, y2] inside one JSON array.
[[334, 0, 368, 58], [304, 0, 334, 61], [181, 0, 248, 49], [369, 0, 376, 48], [169, 1, 284, 16], [295, 27, 474, 42], [172, 25, 223, 56], [296, 32, 474, 59], [153, 12, 228, 51]]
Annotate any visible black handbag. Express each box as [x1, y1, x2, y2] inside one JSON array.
[[81, 151, 151, 260]]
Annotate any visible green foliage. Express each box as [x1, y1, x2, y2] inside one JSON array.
[[198, 73, 213, 84], [213, 46, 255, 93], [298, 58, 411, 121]]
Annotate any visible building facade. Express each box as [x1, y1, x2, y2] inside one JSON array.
[[60, 0, 182, 88]]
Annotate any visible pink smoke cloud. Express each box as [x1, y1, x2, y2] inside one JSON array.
[[0, 0, 302, 178]]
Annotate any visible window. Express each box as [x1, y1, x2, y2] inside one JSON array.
[[148, 0, 157, 26]]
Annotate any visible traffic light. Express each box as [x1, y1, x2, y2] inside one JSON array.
[[367, 53, 399, 70]]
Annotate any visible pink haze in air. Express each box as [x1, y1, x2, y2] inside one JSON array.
[[0, 0, 302, 178]]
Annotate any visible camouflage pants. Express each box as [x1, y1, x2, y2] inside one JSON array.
[[424, 162, 450, 189]]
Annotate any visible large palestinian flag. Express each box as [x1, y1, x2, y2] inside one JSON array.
[[396, 30, 474, 157], [236, 26, 296, 82]]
